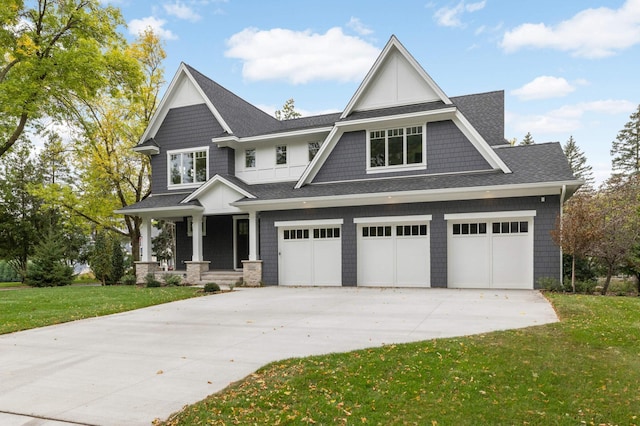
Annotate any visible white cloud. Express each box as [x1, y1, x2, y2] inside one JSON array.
[[509, 100, 636, 134], [501, 0, 640, 58], [163, 2, 201, 22], [128, 16, 177, 40], [225, 27, 380, 84], [347, 17, 373, 36], [434, 1, 486, 28], [511, 76, 575, 100]]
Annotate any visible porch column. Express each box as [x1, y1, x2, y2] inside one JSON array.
[[140, 216, 153, 262], [243, 210, 262, 286], [192, 213, 203, 262], [248, 211, 258, 261], [135, 216, 158, 284]]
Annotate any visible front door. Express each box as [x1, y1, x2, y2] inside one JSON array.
[[235, 219, 249, 269]]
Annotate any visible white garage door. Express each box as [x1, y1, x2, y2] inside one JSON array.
[[277, 221, 342, 286], [356, 216, 431, 287], [447, 211, 535, 289]]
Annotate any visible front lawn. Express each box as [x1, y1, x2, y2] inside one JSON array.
[[162, 294, 640, 425], [0, 285, 202, 334]]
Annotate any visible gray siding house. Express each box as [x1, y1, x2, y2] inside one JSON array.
[[117, 36, 582, 288]]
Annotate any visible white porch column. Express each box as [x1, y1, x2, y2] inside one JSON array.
[[191, 213, 203, 262], [140, 216, 153, 262], [248, 211, 258, 261]]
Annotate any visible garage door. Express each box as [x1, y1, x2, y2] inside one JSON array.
[[446, 211, 535, 289], [277, 220, 342, 286], [356, 215, 431, 287]]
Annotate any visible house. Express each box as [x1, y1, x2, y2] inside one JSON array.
[[116, 35, 582, 288]]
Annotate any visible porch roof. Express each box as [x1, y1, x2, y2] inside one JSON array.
[[115, 193, 202, 217]]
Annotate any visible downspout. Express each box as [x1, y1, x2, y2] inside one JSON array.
[[559, 185, 567, 284]]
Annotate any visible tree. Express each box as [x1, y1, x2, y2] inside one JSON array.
[[37, 29, 165, 261], [0, 0, 127, 157], [0, 140, 45, 281], [275, 98, 302, 120], [563, 135, 595, 190], [152, 220, 175, 268], [519, 132, 534, 145], [590, 176, 640, 294], [27, 229, 74, 287], [551, 193, 599, 292], [611, 104, 640, 178], [88, 230, 125, 285]]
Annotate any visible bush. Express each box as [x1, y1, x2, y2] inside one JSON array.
[[144, 273, 161, 288], [0, 260, 20, 282], [27, 231, 74, 287], [203, 282, 220, 293], [121, 274, 137, 286], [574, 280, 597, 294], [163, 274, 182, 286], [537, 277, 562, 292]]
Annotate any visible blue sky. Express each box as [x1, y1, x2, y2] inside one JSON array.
[[110, 0, 640, 185]]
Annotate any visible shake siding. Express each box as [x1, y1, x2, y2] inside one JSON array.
[[150, 104, 231, 195], [312, 120, 491, 183], [259, 195, 560, 288]]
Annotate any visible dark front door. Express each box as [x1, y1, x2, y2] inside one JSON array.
[[236, 219, 249, 269]]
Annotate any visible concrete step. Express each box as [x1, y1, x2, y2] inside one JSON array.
[[199, 270, 243, 286]]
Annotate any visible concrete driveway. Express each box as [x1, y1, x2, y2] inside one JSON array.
[[0, 287, 558, 426]]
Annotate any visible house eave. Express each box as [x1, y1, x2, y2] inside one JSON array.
[[114, 205, 204, 218], [132, 146, 160, 155], [214, 127, 333, 148], [232, 180, 583, 212]]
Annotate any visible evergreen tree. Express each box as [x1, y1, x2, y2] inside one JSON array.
[[89, 231, 112, 285], [27, 230, 74, 287], [611, 104, 640, 178], [563, 135, 595, 190], [107, 238, 125, 285], [519, 132, 535, 145]]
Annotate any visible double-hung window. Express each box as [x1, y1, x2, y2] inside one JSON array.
[[368, 125, 425, 171], [245, 148, 256, 168], [168, 147, 208, 187]]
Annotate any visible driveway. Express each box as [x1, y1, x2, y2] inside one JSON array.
[[0, 287, 558, 426]]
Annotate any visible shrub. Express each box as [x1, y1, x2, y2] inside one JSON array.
[[0, 260, 20, 282], [574, 280, 597, 294], [537, 277, 562, 292], [27, 231, 74, 287], [144, 273, 161, 288], [121, 274, 137, 286], [163, 274, 182, 286], [203, 282, 220, 293]]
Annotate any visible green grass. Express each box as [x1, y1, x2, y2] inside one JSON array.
[[163, 294, 640, 426], [0, 281, 27, 288], [0, 285, 202, 334]]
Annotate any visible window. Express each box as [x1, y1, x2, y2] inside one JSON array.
[[313, 227, 340, 239], [276, 145, 287, 165], [452, 222, 487, 235], [369, 125, 424, 169], [187, 217, 207, 237], [245, 149, 256, 168], [362, 226, 392, 237], [397, 224, 428, 236], [283, 228, 309, 240], [169, 148, 207, 186], [492, 221, 529, 234], [308, 142, 321, 161]]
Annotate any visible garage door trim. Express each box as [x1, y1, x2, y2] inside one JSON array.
[[354, 214, 432, 224], [444, 210, 537, 220], [275, 218, 344, 227]]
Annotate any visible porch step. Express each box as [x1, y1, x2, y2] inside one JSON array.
[[199, 270, 244, 286]]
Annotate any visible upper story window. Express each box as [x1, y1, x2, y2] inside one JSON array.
[[245, 148, 256, 168], [168, 147, 208, 188], [276, 145, 287, 165], [368, 125, 425, 171], [308, 141, 321, 161]]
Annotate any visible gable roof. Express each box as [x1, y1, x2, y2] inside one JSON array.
[[341, 35, 451, 119]]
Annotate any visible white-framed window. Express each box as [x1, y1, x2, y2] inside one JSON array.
[[245, 148, 256, 168], [367, 124, 425, 171], [452, 222, 488, 235], [492, 221, 529, 234], [308, 141, 321, 161], [168, 147, 208, 188], [187, 217, 207, 237], [276, 145, 287, 165]]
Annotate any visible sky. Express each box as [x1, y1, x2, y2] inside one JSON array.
[[107, 0, 640, 185]]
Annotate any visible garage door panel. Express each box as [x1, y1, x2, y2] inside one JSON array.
[[359, 237, 394, 286], [313, 239, 342, 286], [396, 237, 430, 286], [448, 234, 490, 288], [279, 238, 312, 286], [492, 234, 532, 289]]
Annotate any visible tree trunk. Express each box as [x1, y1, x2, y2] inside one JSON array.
[[0, 113, 29, 158], [601, 265, 614, 295], [571, 255, 576, 293]]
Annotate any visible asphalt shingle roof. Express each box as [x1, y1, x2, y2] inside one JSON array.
[[234, 142, 577, 203], [117, 193, 201, 212]]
